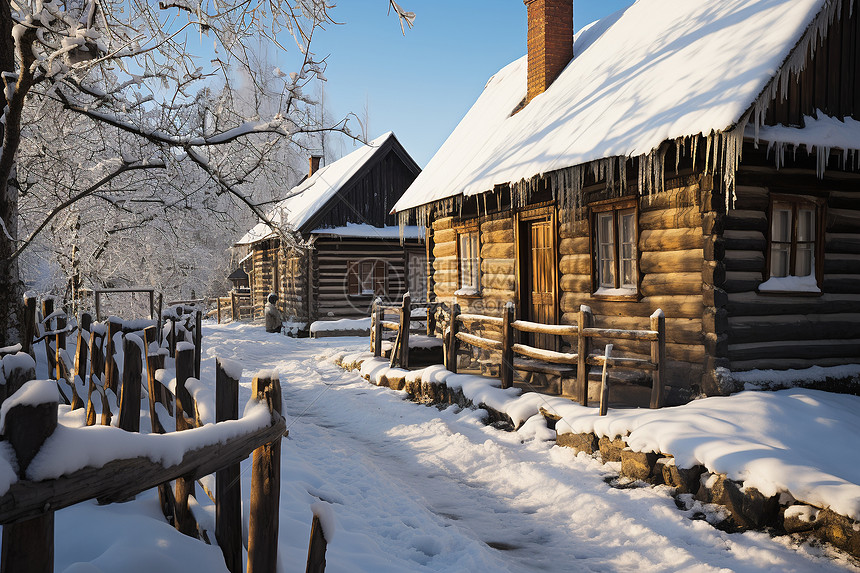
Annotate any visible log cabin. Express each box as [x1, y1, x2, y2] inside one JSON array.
[[392, 0, 860, 404], [235, 132, 425, 331]]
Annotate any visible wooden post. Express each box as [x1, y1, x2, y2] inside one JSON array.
[[399, 293, 411, 369], [446, 304, 460, 374], [217, 297, 222, 324], [174, 345, 198, 538], [156, 292, 164, 345], [21, 295, 37, 358], [41, 298, 56, 380], [118, 337, 142, 433], [248, 372, 282, 573], [0, 384, 58, 573], [215, 358, 242, 573], [70, 313, 91, 411], [500, 302, 515, 389], [305, 515, 328, 573], [650, 309, 666, 409], [599, 344, 613, 416], [576, 305, 593, 407], [373, 305, 383, 358], [144, 326, 163, 434], [194, 311, 202, 379], [231, 292, 238, 322], [85, 330, 104, 427], [103, 318, 120, 396], [168, 318, 177, 358], [0, 357, 36, 407]]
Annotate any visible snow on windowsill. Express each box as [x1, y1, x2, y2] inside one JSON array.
[[593, 287, 637, 297], [758, 274, 820, 293], [454, 287, 480, 297]]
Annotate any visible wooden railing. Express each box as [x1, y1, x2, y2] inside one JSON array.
[[1, 297, 288, 572], [217, 291, 253, 323], [445, 303, 666, 413], [370, 294, 439, 368]]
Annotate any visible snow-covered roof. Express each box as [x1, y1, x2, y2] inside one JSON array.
[[393, 0, 831, 213], [310, 224, 425, 240], [237, 132, 396, 245]]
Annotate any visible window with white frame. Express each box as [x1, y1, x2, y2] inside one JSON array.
[[593, 203, 637, 295], [457, 231, 480, 295]]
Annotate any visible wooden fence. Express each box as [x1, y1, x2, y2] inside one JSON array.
[[370, 294, 439, 369], [445, 303, 667, 414], [0, 294, 289, 573], [217, 291, 253, 323]]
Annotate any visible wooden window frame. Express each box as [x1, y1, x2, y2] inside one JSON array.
[[588, 198, 640, 301], [347, 259, 387, 297], [762, 194, 825, 295], [456, 227, 481, 297]]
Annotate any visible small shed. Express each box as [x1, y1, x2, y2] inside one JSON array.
[[236, 132, 425, 330]]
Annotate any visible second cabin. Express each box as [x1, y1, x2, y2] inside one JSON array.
[[393, 0, 860, 404], [235, 132, 426, 331]]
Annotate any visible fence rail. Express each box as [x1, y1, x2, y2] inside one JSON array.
[[370, 295, 441, 369], [217, 291, 253, 323], [445, 302, 666, 413]]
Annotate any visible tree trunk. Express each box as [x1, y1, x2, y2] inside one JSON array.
[[0, 3, 33, 347]]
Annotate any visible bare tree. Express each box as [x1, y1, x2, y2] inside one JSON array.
[[0, 0, 412, 345]]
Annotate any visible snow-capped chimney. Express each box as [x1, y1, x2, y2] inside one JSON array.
[[309, 155, 322, 177], [525, 0, 573, 105]]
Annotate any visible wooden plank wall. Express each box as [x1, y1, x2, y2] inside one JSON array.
[[313, 238, 418, 320], [765, 0, 860, 126], [278, 247, 309, 324], [717, 163, 860, 371], [251, 240, 279, 318]]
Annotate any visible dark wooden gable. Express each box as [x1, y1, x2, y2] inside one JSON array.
[[764, 0, 860, 126], [297, 134, 421, 234]]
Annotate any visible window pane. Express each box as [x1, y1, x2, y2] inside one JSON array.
[[770, 244, 790, 278], [620, 211, 636, 288], [797, 209, 815, 242], [772, 208, 791, 242], [459, 232, 479, 289], [795, 244, 814, 277], [596, 213, 616, 288]]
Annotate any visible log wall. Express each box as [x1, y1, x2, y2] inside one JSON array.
[[711, 160, 860, 372]]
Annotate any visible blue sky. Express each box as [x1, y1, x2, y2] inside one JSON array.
[[310, 1, 634, 167]]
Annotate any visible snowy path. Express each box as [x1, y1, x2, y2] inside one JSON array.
[[201, 322, 858, 573]]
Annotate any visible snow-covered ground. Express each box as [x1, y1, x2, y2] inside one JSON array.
[[8, 322, 860, 572]]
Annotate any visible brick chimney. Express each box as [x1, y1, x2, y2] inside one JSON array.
[[525, 0, 573, 105], [309, 155, 322, 177]]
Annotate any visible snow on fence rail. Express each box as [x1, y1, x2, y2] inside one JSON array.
[[0, 294, 289, 573], [445, 303, 667, 413]]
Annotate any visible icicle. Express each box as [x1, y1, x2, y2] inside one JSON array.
[[675, 138, 682, 174], [692, 136, 698, 170]]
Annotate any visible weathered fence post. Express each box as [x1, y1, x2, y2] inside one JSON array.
[[399, 293, 411, 369], [0, 354, 36, 406], [21, 295, 37, 358], [118, 337, 143, 433], [576, 305, 593, 406], [446, 304, 460, 374], [305, 515, 328, 573], [174, 345, 198, 538], [215, 358, 242, 573], [85, 330, 104, 427], [373, 304, 383, 357], [41, 298, 56, 379], [194, 311, 202, 379], [231, 292, 238, 322], [70, 313, 91, 410], [0, 382, 59, 573], [500, 302, 515, 389], [650, 309, 666, 409], [248, 372, 283, 573], [103, 318, 121, 396], [217, 298, 222, 324], [168, 318, 177, 358], [55, 310, 67, 383], [143, 326, 175, 521], [599, 344, 613, 416]]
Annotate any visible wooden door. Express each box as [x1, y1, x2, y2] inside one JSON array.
[[521, 217, 557, 350]]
